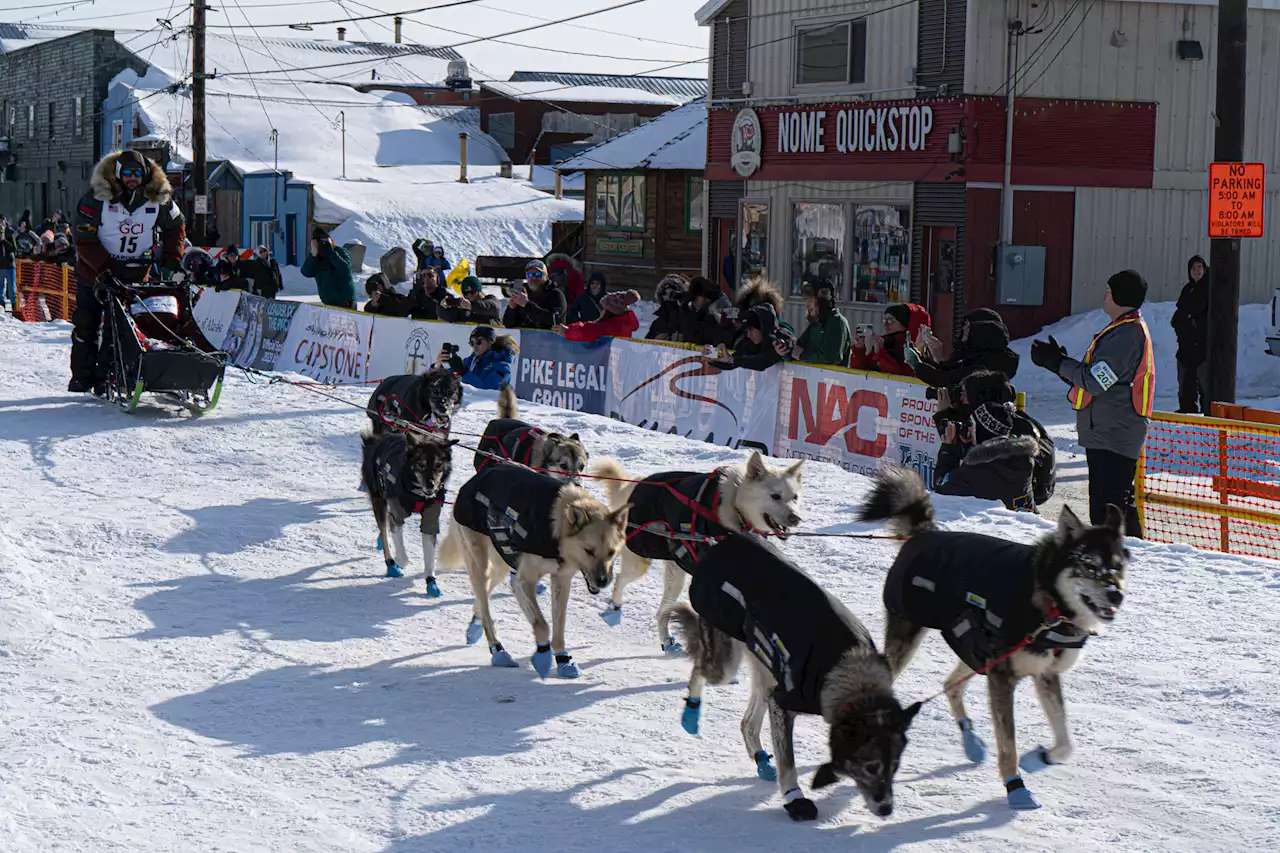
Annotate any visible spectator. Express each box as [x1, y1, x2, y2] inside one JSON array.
[[707, 302, 793, 372], [723, 275, 787, 344], [246, 245, 284, 299], [555, 289, 641, 343], [677, 276, 731, 346], [363, 273, 418, 317], [502, 259, 566, 329], [411, 238, 435, 272], [548, 254, 584, 303], [1031, 269, 1152, 537], [438, 275, 501, 325], [301, 226, 356, 308], [913, 308, 1020, 393], [13, 221, 40, 258], [0, 218, 16, 313], [850, 302, 932, 376], [791, 281, 851, 366], [1172, 254, 1210, 414], [934, 398, 1040, 512], [40, 231, 56, 257], [180, 246, 219, 288], [440, 326, 518, 391], [567, 271, 606, 324], [646, 274, 688, 340], [46, 234, 75, 266], [430, 245, 450, 272], [213, 259, 249, 293]]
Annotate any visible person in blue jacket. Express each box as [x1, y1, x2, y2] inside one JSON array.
[[567, 270, 606, 323], [438, 325, 517, 390]]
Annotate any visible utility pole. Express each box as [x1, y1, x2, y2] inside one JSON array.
[[191, 0, 208, 245], [337, 111, 346, 179], [1208, 0, 1247, 403], [1001, 14, 1020, 245]]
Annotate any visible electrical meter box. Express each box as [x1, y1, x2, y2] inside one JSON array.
[[993, 244, 1046, 306]]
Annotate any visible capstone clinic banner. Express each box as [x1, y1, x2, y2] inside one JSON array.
[[515, 331, 610, 414], [275, 303, 375, 384]]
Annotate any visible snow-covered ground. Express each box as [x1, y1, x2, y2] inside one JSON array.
[[2, 317, 1279, 852]]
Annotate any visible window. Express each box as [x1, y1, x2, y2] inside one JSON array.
[[792, 203, 846, 298], [852, 204, 911, 304], [593, 174, 646, 230], [47, 102, 56, 139], [686, 175, 704, 233], [73, 96, 83, 137], [250, 219, 274, 252], [27, 104, 35, 139], [111, 120, 124, 151], [739, 201, 769, 285], [795, 20, 867, 86], [7, 104, 15, 135]]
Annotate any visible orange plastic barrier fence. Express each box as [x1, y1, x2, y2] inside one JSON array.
[[1137, 410, 1280, 560], [15, 259, 75, 322]]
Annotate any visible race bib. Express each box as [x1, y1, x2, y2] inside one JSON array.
[[1090, 360, 1120, 391], [101, 202, 160, 260]]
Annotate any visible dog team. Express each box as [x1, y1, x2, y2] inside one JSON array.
[[359, 367, 1131, 822]]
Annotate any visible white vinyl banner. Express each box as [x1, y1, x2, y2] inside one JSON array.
[[606, 338, 780, 455], [190, 287, 241, 350], [774, 363, 942, 488], [366, 317, 520, 381], [275, 303, 375, 384]]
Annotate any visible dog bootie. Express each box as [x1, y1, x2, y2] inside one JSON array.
[[465, 617, 483, 646], [959, 718, 987, 764], [532, 643, 553, 678], [782, 789, 818, 822], [1019, 746, 1061, 774], [600, 602, 622, 626], [681, 697, 701, 736], [1004, 776, 1042, 810], [375, 533, 382, 550], [385, 560, 404, 578], [660, 635, 684, 656], [555, 652, 580, 679], [359, 482, 369, 494], [425, 577, 442, 598], [508, 569, 547, 596], [489, 642, 517, 668], [754, 750, 777, 782]]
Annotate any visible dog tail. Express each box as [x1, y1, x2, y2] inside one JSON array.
[[857, 466, 936, 536], [497, 383, 519, 420], [590, 458, 630, 505]]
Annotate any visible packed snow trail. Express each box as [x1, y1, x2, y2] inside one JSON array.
[[1, 319, 1278, 853]]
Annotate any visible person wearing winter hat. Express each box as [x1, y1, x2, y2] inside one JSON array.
[[1171, 254, 1210, 414], [0, 217, 16, 313], [503, 258, 566, 330], [646, 273, 689, 340], [1030, 269, 1153, 536], [933, 397, 1040, 511], [438, 325, 520, 391], [850, 302, 931, 376], [567, 270, 607, 324], [554, 288, 640, 343], [438, 275, 501, 325], [792, 281, 851, 366], [675, 275, 732, 346], [301, 225, 355, 308], [707, 301, 795, 372]]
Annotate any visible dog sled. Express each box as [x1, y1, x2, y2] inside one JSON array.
[[98, 277, 228, 414]]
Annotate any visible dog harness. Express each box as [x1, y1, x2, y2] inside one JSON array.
[[625, 469, 739, 574], [474, 418, 546, 472], [689, 534, 873, 716], [454, 463, 566, 569], [882, 530, 1089, 673], [362, 432, 445, 516], [368, 374, 440, 433]]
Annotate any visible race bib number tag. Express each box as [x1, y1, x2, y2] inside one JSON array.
[[1090, 360, 1120, 391]]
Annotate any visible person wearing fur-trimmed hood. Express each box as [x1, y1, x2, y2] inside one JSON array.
[[68, 149, 187, 393], [440, 326, 519, 391], [934, 400, 1039, 511]]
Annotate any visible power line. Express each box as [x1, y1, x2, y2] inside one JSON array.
[[223, 0, 277, 132], [204, 0, 485, 29], [471, 1, 704, 50], [443, 0, 652, 50], [1019, 0, 1097, 93]]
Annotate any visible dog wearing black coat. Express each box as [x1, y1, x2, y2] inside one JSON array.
[[474, 385, 588, 482], [367, 369, 463, 436]]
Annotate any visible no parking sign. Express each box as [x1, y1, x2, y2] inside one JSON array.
[[1209, 162, 1265, 238]]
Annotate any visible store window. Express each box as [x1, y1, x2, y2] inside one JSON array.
[[794, 20, 867, 86], [686, 175, 704, 232], [594, 174, 646, 230], [791, 202, 846, 298], [739, 201, 769, 285], [852, 204, 911, 304]]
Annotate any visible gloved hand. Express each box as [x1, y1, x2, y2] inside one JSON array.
[[1030, 339, 1065, 373]]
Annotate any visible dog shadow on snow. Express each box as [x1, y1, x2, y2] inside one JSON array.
[[377, 767, 1016, 853], [161, 496, 355, 556], [150, 655, 681, 767]]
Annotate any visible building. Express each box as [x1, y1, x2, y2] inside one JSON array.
[[0, 26, 145, 225], [479, 71, 707, 166], [698, 0, 1280, 341], [557, 100, 706, 292]]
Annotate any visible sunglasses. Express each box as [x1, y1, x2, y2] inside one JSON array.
[[119, 167, 146, 178], [525, 271, 545, 279]]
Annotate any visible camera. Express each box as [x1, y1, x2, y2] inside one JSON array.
[[924, 386, 939, 401], [442, 342, 460, 356]]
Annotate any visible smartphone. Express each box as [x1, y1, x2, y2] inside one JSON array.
[[856, 323, 874, 339], [723, 306, 739, 320], [507, 279, 524, 294]]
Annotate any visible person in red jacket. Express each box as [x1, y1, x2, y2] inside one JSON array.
[[849, 302, 931, 376], [554, 289, 641, 342]]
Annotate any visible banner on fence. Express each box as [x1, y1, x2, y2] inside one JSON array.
[[774, 364, 941, 488], [191, 288, 241, 349], [252, 300, 300, 371], [276, 303, 374, 384], [606, 339, 780, 454], [367, 316, 517, 381], [220, 293, 268, 367], [516, 331, 610, 414]]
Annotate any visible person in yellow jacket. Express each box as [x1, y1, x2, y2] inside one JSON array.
[[1030, 270, 1154, 537]]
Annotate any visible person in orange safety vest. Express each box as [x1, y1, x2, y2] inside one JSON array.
[[1029, 270, 1154, 538]]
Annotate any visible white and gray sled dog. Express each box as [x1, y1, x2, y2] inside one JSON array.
[[663, 533, 919, 822], [592, 452, 803, 652], [858, 466, 1130, 811]]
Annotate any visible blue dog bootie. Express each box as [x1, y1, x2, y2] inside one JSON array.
[[384, 560, 404, 578], [753, 750, 777, 781], [959, 717, 988, 764], [660, 635, 684, 655], [555, 652, 580, 679], [424, 576, 442, 598], [489, 642, 517, 668], [532, 643, 553, 678], [465, 617, 484, 646], [600, 602, 623, 626], [375, 533, 383, 551], [1005, 775, 1042, 810], [681, 697, 701, 735]]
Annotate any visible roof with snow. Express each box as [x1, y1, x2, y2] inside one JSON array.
[[479, 79, 687, 106], [556, 100, 706, 172], [507, 71, 705, 101], [0, 22, 100, 53], [694, 0, 735, 25]]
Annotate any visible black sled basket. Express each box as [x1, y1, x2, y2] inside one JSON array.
[[100, 280, 229, 414]]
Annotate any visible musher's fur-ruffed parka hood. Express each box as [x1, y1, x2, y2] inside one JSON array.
[[90, 151, 173, 205]]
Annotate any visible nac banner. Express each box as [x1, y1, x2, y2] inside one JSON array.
[[276, 303, 374, 384], [774, 363, 940, 488], [515, 331, 610, 414], [606, 338, 780, 455], [367, 317, 518, 381], [191, 287, 241, 350]]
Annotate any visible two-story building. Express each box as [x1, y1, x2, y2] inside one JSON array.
[[698, 0, 1280, 341]]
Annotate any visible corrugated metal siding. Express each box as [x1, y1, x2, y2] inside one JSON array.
[[911, 181, 966, 308], [711, 0, 750, 101], [1072, 187, 1280, 310], [709, 179, 746, 216], [508, 71, 707, 100], [747, 0, 919, 102], [916, 0, 966, 94]]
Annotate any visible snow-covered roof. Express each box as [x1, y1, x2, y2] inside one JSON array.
[[556, 100, 706, 172], [695, 0, 735, 25], [479, 80, 687, 106], [529, 166, 585, 193], [507, 71, 705, 101], [201, 32, 459, 88], [0, 22, 82, 52]]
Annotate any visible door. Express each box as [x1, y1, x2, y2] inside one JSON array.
[[39, 181, 48, 224], [284, 213, 298, 266], [921, 225, 958, 351], [713, 217, 737, 292]]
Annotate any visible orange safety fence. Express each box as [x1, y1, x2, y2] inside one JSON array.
[[1137, 409, 1280, 561], [14, 259, 76, 322]]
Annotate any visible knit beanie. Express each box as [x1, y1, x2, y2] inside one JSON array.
[[600, 289, 641, 315], [312, 226, 329, 242], [1106, 269, 1147, 309], [470, 325, 496, 343], [884, 303, 911, 329], [972, 401, 1016, 444], [115, 149, 148, 177]]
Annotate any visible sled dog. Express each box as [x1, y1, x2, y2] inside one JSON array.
[[858, 466, 1129, 811], [474, 385, 588, 482], [367, 368, 463, 436], [439, 462, 631, 678], [594, 452, 803, 651], [664, 533, 919, 822]]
